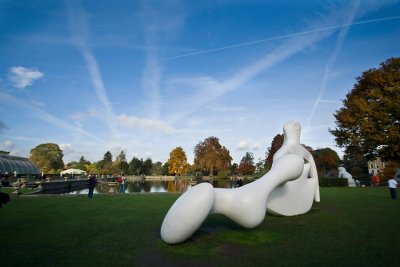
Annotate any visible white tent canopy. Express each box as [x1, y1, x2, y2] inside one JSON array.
[[60, 168, 86, 175]]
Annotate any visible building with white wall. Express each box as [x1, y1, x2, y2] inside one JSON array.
[[367, 157, 385, 175]]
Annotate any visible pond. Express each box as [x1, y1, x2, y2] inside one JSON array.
[[65, 179, 251, 195]]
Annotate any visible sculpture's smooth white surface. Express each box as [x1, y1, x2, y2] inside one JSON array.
[[210, 154, 304, 228], [338, 167, 356, 187], [266, 121, 320, 215], [338, 167, 352, 179], [161, 183, 215, 244], [160, 121, 320, 244]]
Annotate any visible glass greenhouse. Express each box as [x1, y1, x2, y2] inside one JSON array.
[[0, 155, 40, 175]]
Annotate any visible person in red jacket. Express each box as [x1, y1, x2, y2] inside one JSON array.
[[371, 174, 380, 186]]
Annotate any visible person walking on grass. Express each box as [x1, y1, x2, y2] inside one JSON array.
[[388, 176, 398, 200], [88, 175, 97, 198], [119, 174, 126, 193]]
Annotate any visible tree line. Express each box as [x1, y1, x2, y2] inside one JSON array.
[[27, 136, 346, 179], [25, 57, 399, 181]]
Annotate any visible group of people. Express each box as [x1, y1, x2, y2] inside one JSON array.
[[117, 175, 126, 193], [368, 172, 398, 200], [236, 176, 244, 187], [86, 172, 399, 200], [87, 174, 126, 197]]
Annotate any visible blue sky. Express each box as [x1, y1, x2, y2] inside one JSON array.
[[0, 0, 399, 165]]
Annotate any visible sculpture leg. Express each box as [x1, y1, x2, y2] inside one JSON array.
[[266, 163, 318, 216], [160, 154, 303, 244], [210, 154, 304, 228], [160, 182, 215, 244], [261, 121, 320, 215], [160, 121, 320, 244]]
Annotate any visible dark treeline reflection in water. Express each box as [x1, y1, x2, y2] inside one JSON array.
[[67, 178, 250, 195]]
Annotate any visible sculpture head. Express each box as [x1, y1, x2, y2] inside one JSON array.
[[283, 121, 301, 143]]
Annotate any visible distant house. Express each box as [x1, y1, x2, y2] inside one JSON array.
[[367, 157, 386, 175]]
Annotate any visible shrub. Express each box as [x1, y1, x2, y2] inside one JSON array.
[[217, 170, 229, 179]]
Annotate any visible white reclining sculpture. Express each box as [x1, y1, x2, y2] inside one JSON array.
[[338, 166, 356, 187], [161, 121, 320, 244]]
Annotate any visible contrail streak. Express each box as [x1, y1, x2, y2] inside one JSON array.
[[0, 92, 105, 144], [66, 0, 120, 141], [160, 15, 400, 61], [306, 0, 361, 130]]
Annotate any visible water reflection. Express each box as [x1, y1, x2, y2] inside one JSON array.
[[67, 178, 249, 195]]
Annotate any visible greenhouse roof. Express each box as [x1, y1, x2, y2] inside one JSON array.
[[0, 155, 40, 175]]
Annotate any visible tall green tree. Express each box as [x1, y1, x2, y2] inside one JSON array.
[[86, 162, 101, 175], [66, 161, 78, 169], [29, 143, 64, 173], [97, 151, 113, 174], [66, 156, 91, 171], [77, 156, 91, 171], [114, 151, 129, 174], [143, 158, 153, 175], [161, 162, 169, 176], [237, 152, 256, 175], [152, 161, 163, 175], [342, 151, 370, 180], [254, 158, 267, 178], [103, 151, 113, 163], [116, 151, 127, 162], [230, 163, 238, 176], [330, 57, 400, 161], [167, 147, 189, 175], [382, 161, 400, 182], [194, 136, 232, 176], [129, 157, 142, 176]]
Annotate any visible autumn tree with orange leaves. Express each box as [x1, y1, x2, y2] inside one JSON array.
[[167, 147, 189, 175], [237, 152, 256, 175], [194, 137, 232, 176]]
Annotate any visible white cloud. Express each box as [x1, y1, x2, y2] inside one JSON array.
[[1, 140, 15, 151], [9, 66, 44, 89], [252, 142, 262, 150], [9, 147, 28, 157], [116, 114, 176, 134], [59, 143, 74, 155], [0, 141, 28, 158], [236, 139, 261, 151]]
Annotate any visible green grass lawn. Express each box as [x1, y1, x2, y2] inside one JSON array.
[[1, 187, 400, 267]]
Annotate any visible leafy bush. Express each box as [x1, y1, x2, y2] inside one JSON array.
[[217, 170, 229, 179]]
